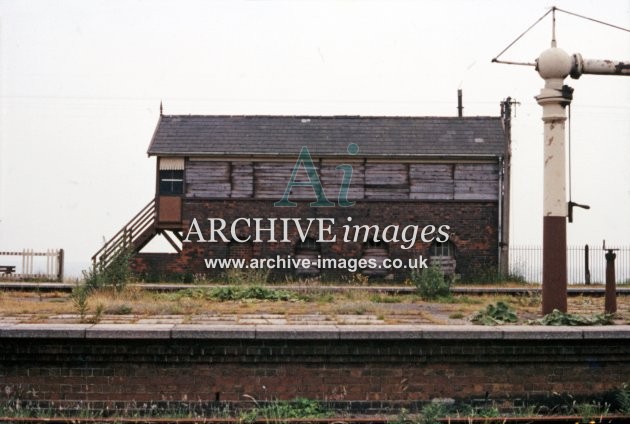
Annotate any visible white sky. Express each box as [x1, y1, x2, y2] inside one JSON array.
[[0, 0, 629, 277]]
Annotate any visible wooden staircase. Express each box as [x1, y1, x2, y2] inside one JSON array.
[[91, 199, 161, 267]]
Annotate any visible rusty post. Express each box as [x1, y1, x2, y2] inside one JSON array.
[[57, 249, 64, 282], [605, 249, 617, 314], [584, 244, 590, 285]]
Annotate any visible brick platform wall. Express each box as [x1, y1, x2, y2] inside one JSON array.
[[0, 327, 628, 409], [134, 199, 499, 280]]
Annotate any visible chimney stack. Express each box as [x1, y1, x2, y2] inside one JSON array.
[[457, 89, 463, 117]]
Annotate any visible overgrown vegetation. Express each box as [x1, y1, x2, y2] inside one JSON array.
[[71, 285, 90, 322], [73, 248, 135, 320], [164, 285, 307, 302], [369, 294, 404, 303], [530, 309, 615, 326], [349, 273, 370, 285], [411, 266, 451, 300], [402, 393, 625, 423], [573, 400, 610, 422], [461, 265, 527, 284], [2, 389, 630, 420], [471, 301, 518, 325], [83, 248, 134, 292], [70, 284, 107, 323], [419, 403, 447, 424], [5, 268, 630, 325], [225, 268, 270, 286], [240, 397, 331, 422], [616, 383, 630, 414]]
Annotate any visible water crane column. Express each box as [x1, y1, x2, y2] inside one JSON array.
[[492, 6, 630, 315], [535, 46, 574, 314], [535, 42, 629, 314]]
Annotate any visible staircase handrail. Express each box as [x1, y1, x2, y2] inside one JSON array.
[[91, 199, 156, 266]]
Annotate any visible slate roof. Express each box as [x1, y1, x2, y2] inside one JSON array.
[[147, 115, 506, 158]]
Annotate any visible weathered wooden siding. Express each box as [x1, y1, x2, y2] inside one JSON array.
[[186, 160, 231, 198], [320, 160, 365, 202], [183, 159, 499, 201], [454, 163, 499, 200], [365, 163, 409, 199], [410, 164, 454, 200], [231, 161, 254, 198], [254, 162, 321, 200]]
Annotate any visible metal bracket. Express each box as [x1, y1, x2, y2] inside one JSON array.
[[567, 201, 590, 223]]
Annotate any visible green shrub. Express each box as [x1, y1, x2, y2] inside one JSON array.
[[240, 398, 330, 422], [615, 383, 630, 414], [531, 309, 615, 326], [412, 266, 450, 300], [574, 401, 610, 421], [472, 301, 518, 325], [71, 285, 90, 322], [83, 248, 133, 292], [211, 285, 304, 301], [421, 402, 447, 424], [167, 286, 306, 302]]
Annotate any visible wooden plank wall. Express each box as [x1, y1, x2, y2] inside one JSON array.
[[185, 159, 499, 201], [186, 160, 230, 198], [320, 160, 365, 201]]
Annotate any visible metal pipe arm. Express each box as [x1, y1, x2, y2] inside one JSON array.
[[571, 53, 630, 78]]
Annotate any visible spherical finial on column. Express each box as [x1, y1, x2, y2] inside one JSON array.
[[536, 47, 573, 80]]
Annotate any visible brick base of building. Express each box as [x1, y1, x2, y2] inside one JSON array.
[[133, 199, 499, 281]]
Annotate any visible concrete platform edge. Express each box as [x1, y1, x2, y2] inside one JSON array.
[[1, 324, 629, 340]]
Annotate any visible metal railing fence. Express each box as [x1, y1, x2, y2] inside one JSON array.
[[509, 244, 630, 284]]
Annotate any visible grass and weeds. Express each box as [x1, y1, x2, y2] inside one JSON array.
[[83, 248, 134, 292], [616, 383, 630, 414], [225, 268, 271, 286], [164, 285, 308, 302], [1, 391, 629, 421], [432, 294, 482, 304], [0, 285, 627, 325], [71, 248, 136, 320], [369, 294, 405, 303], [460, 265, 527, 285], [240, 397, 331, 422], [71, 285, 90, 322], [1, 270, 629, 325]]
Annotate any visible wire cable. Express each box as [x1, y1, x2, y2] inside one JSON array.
[[492, 6, 630, 64], [555, 7, 630, 33], [491, 8, 553, 62]]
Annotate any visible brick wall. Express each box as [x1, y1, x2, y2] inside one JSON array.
[[0, 329, 628, 410], [134, 199, 498, 280]]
